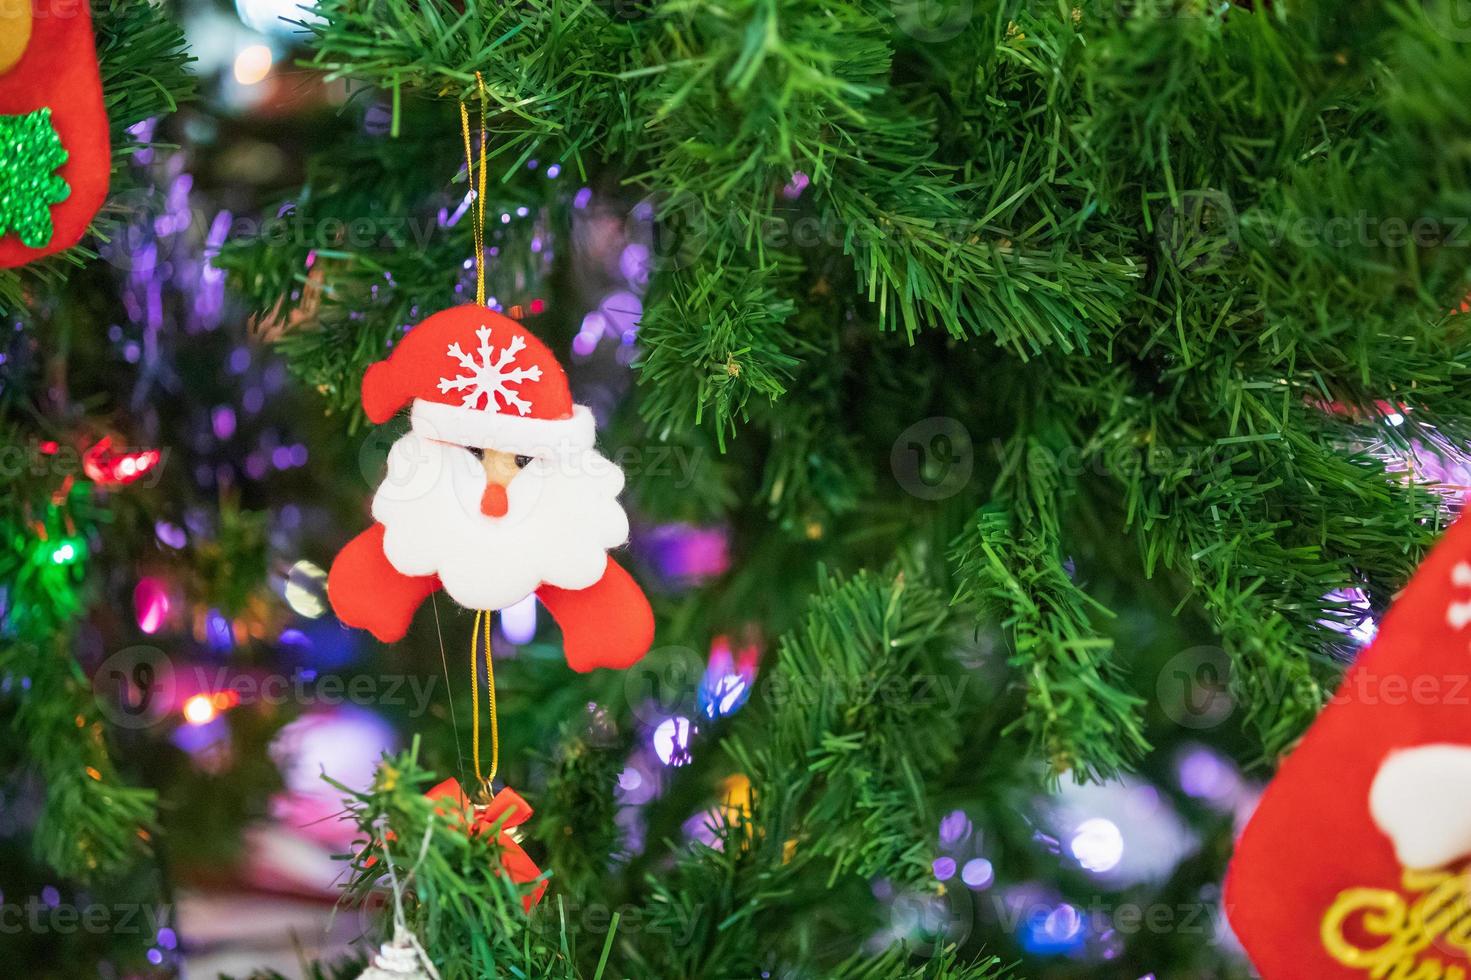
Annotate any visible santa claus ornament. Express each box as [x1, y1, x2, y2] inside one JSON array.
[[328, 305, 655, 913], [332, 78, 654, 914], [326, 303, 655, 670], [0, 0, 111, 266], [1226, 513, 1471, 978]]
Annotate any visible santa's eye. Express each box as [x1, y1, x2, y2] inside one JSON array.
[[466, 446, 485, 461], [514, 455, 533, 469]]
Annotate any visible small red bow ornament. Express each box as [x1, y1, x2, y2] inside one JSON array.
[[427, 778, 546, 912]]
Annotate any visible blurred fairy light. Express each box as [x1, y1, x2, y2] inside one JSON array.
[[235, 0, 320, 36], [699, 669, 749, 720], [1046, 905, 1083, 942], [155, 521, 187, 549], [81, 437, 161, 486], [883, 888, 959, 949], [1044, 777, 1196, 885], [49, 540, 81, 565], [616, 755, 660, 807], [500, 594, 538, 645], [641, 523, 731, 588], [938, 809, 973, 847], [960, 858, 994, 889], [183, 692, 238, 726], [1176, 743, 1246, 810], [601, 290, 643, 343], [653, 716, 694, 767], [698, 634, 759, 720], [283, 560, 328, 618], [233, 44, 274, 86], [182, 694, 216, 725], [271, 707, 396, 799], [1321, 586, 1378, 646], [1357, 408, 1471, 510], [1016, 897, 1088, 957], [1069, 817, 1124, 874], [205, 609, 234, 651], [134, 578, 170, 634]]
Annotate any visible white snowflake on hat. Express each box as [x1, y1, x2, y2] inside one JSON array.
[[439, 326, 542, 415], [327, 305, 654, 673]]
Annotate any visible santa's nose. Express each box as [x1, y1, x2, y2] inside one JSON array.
[[480, 482, 509, 518], [472, 446, 525, 518]]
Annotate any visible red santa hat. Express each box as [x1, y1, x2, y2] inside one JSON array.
[[361, 305, 594, 453]]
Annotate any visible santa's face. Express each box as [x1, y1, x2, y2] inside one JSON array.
[[371, 426, 629, 611]]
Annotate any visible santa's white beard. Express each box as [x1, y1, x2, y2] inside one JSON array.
[[372, 431, 630, 611]]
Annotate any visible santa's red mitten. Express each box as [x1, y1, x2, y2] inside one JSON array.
[[0, 0, 110, 267], [1226, 514, 1471, 979], [327, 525, 440, 643], [538, 558, 655, 672]]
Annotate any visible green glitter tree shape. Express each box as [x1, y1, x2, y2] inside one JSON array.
[[0, 108, 70, 248]]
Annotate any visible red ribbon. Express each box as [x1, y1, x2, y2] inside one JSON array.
[[426, 778, 547, 911]]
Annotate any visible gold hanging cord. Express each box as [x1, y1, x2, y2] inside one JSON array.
[[457, 72, 489, 308], [457, 73, 497, 803], [469, 608, 498, 799]]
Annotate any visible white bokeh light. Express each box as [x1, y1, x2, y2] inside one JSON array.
[[283, 559, 327, 618], [653, 716, 694, 767], [236, 0, 320, 36], [1069, 817, 1125, 873], [233, 44, 274, 86], [499, 594, 538, 644]]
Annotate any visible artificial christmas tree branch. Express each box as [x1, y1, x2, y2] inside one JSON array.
[[222, 0, 1471, 776]]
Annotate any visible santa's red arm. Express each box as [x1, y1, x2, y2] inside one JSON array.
[[537, 557, 654, 672], [328, 524, 440, 643]]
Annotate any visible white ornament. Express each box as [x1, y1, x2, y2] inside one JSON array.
[[438, 325, 542, 416], [1369, 743, 1471, 870], [360, 932, 434, 980], [360, 822, 440, 980]]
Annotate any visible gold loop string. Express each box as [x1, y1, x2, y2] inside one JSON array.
[[469, 609, 498, 801], [457, 73, 489, 308], [459, 75, 498, 806]]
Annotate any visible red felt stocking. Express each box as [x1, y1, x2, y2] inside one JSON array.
[[1226, 512, 1471, 978], [327, 524, 440, 643], [0, 0, 111, 267], [538, 558, 655, 672]]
